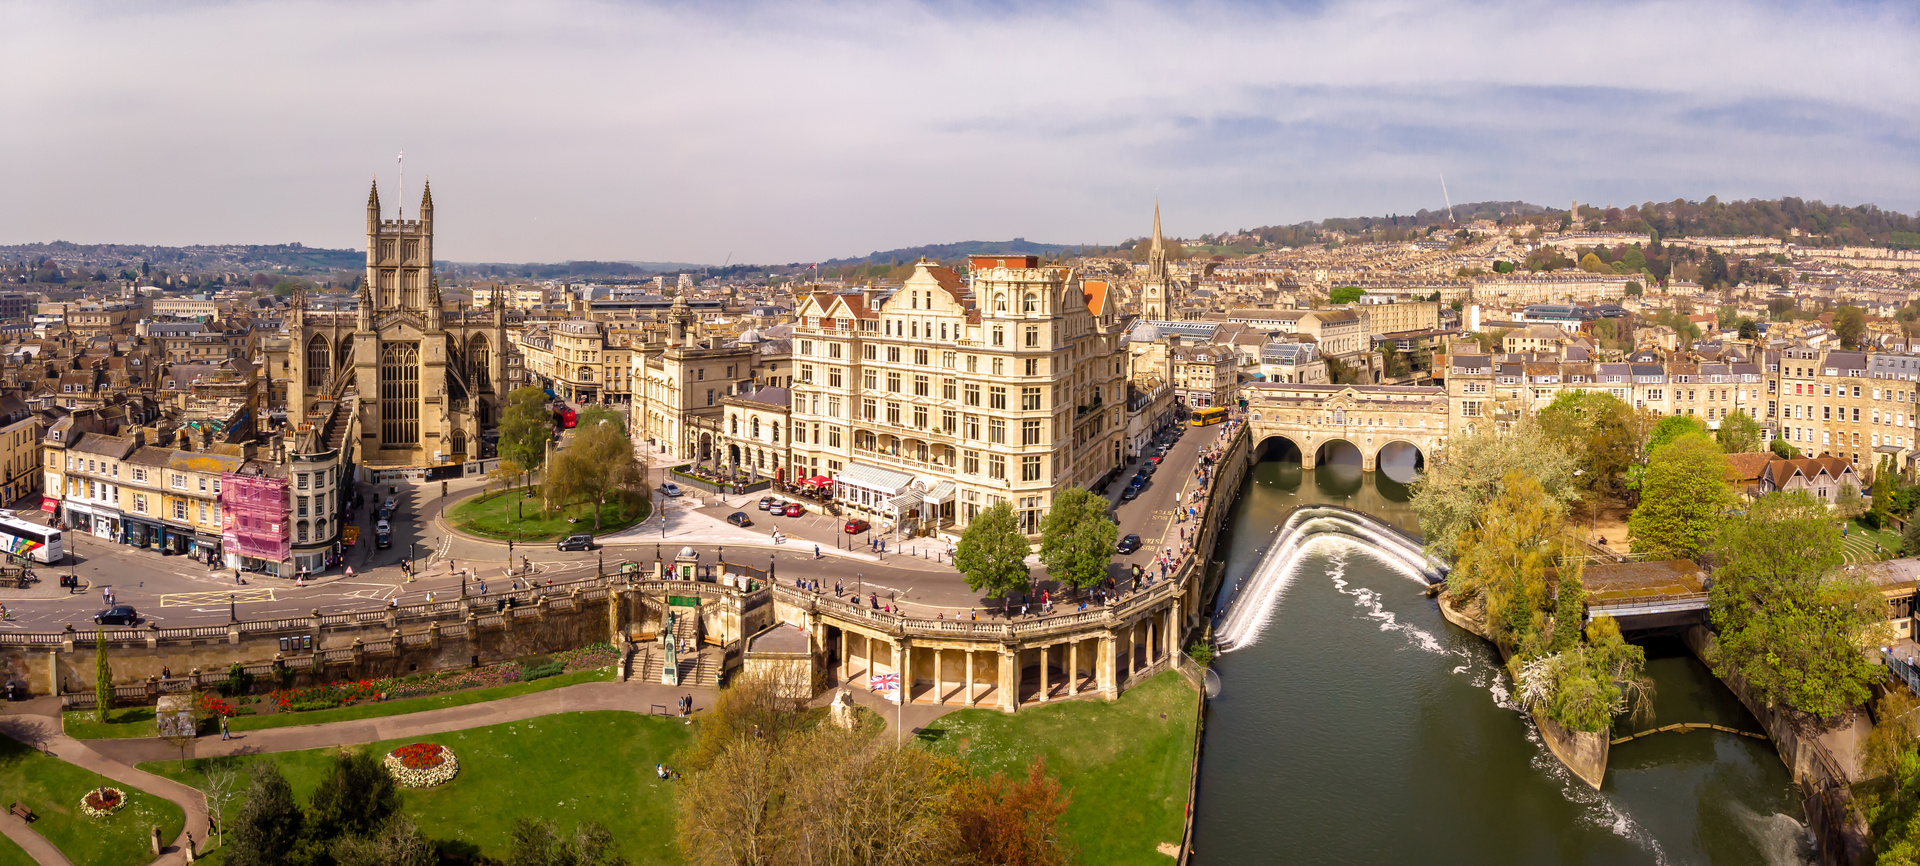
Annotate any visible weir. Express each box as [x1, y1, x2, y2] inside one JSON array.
[[1211, 504, 1445, 652]]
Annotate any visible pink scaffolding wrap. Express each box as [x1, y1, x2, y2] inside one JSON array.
[[220, 471, 289, 561]]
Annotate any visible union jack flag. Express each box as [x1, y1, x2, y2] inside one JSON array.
[[870, 673, 900, 692]]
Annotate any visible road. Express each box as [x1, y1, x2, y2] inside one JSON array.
[[0, 418, 1215, 630]]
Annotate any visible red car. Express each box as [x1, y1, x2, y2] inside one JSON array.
[[844, 518, 871, 534], [782, 503, 806, 517], [1148, 454, 1164, 465]]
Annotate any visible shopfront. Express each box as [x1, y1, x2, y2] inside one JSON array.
[[190, 533, 222, 565], [64, 502, 117, 542], [158, 523, 192, 556], [122, 516, 165, 553]]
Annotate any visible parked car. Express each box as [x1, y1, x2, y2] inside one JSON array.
[[1120, 487, 1141, 501], [1148, 454, 1164, 465], [94, 605, 139, 626], [1117, 533, 1142, 554], [375, 519, 392, 549], [1142, 462, 1157, 475], [661, 482, 683, 497], [844, 518, 871, 534], [377, 507, 393, 522], [1130, 472, 1149, 487], [383, 497, 397, 512], [783, 503, 806, 518], [758, 496, 777, 511], [557, 533, 596, 551], [727, 511, 754, 527]]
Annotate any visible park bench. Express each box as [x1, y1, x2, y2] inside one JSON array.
[[8, 801, 32, 821]]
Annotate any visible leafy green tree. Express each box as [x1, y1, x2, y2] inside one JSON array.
[[1627, 433, 1734, 557], [93, 629, 111, 722], [1715, 410, 1763, 454], [227, 763, 303, 866], [331, 817, 436, 866], [1447, 470, 1569, 646], [306, 749, 399, 843], [546, 420, 648, 529], [1770, 437, 1801, 459], [1328, 286, 1365, 304], [1535, 390, 1646, 497], [1037, 488, 1118, 593], [509, 819, 627, 866], [955, 502, 1032, 606], [499, 386, 555, 477], [1737, 318, 1759, 341], [1709, 492, 1882, 719], [576, 405, 626, 434], [1410, 420, 1579, 558], [1579, 252, 1610, 274], [1835, 305, 1866, 350]]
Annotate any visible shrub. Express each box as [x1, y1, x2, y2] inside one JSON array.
[[218, 662, 256, 697], [520, 662, 565, 682]]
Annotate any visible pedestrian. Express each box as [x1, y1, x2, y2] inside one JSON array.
[[162, 666, 171, 680], [814, 544, 821, 559], [219, 714, 229, 740], [834, 580, 842, 597]]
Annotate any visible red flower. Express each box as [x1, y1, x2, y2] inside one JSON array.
[[391, 743, 446, 769]]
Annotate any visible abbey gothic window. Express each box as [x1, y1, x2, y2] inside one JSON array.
[[305, 335, 330, 388], [380, 342, 420, 447], [468, 334, 491, 390]]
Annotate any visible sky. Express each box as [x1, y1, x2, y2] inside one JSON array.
[[2, 0, 1916, 264]]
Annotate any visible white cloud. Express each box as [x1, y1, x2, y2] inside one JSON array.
[[0, 0, 1913, 262]]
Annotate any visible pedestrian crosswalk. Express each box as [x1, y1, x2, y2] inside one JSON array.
[[159, 588, 276, 607]]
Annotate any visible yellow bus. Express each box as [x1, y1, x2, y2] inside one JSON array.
[[1190, 406, 1228, 427]]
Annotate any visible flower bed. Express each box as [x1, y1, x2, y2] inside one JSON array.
[[267, 678, 381, 713], [80, 786, 126, 818], [384, 743, 459, 788], [254, 644, 620, 716]]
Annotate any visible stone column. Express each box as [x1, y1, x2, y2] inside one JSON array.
[[934, 649, 945, 705], [996, 647, 1018, 713], [1098, 634, 1118, 699], [1038, 644, 1050, 703], [838, 629, 848, 683], [965, 651, 975, 707], [1069, 640, 1079, 696]]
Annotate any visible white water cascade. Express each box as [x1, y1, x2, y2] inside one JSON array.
[[1212, 505, 1446, 652]]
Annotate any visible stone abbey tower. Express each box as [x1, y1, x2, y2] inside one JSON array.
[[285, 181, 507, 467]]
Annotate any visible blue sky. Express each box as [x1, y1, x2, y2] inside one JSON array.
[[1, 0, 1914, 263]]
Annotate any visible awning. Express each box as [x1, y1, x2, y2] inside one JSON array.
[[801, 475, 832, 487], [887, 490, 922, 514], [39, 497, 57, 513], [834, 462, 915, 495], [922, 481, 956, 506]]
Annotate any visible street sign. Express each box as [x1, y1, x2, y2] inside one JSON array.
[[870, 672, 900, 692]]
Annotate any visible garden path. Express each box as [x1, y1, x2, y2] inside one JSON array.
[[0, 810, 73, 866]]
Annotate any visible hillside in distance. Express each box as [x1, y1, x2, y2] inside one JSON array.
[[821, 238, 1102, 267]]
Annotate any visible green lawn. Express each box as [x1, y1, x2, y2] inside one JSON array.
[[917, 671, 1199, 865], [141, 711, 691, 864], [0, 737, 185, 866], [66, 669, 612, 739], [449, 489, 649, 541], [1843, 520, 1901, 565], [0, 835, 35, 866]]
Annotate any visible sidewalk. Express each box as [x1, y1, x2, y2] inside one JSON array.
[[0, 809, 72, 866], [0, 698, 209, 866]]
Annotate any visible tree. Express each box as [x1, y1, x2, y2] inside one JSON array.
[[947, 757, 1074, 866], [545, 419, 648, 529], [1627, 433, 1735, 557], [94, 629, 111, 723], [201, 758, 243, 853], [1709, 492, 1883, 719], [576, 405, 626, 434], [509, 819, 627, 866], [227, 762, 303, 866], [306, 749, 400, 842], [488, 457, 525, 494], [1579, 252, 1609, 274], [1737, 318, 1760, 341], [1535, 390, 1647, 497], [1447, 470, 1570, 647], [954, 502, 1032, 606], [1835, 305, 1866, 349], [1715, 410, 1763, 454], [1630, 414, 1712, 490], [499, 386, 555, 476], [1328, 286, 1365, 305], [1834, 481, 1869, 520], [1409, 420, 1579, 558], [1037, 487, 1118, 594], [331, 817, 436, 866], [1770, 437, 1802, 459]]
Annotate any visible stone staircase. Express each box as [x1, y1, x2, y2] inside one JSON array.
[[629, 614, 723, 687]]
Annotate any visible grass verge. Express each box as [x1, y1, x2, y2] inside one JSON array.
[[449, 489, 649, 542], [916, 670, 1198, 865], [141, 710, 691, 864], [64, 668, 613, 739], [0, 737, 185, 866], [0, 835, 35, 866]]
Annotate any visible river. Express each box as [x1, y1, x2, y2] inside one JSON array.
[[1190, 456, 1814, 865]]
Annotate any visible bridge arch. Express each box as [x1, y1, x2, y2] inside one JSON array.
[[1375, 440, 1426, 486], [1314, 438, 1363, 469], [1253, 434, 1303, 464]]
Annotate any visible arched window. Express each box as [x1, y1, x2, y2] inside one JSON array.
[[468, 334, 491, 390], [315, 518, 327, 539], [995, 294, 1007, 313], [751, 417, 761, 438], [335, 334, 353, 372], [379, 343, 420, 447], [477, 400, 492, 426], [304, 334, 330, 388], [1023, 292, 1038, 313], [450, 428, 468, 458], [578, 366, 592, 382], [730, 416, 739, 435]]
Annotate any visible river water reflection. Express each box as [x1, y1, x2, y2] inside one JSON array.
[[1190, 458, 1813, 865]]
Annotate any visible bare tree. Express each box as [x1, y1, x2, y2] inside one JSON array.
[[202, 758, 242, 851]]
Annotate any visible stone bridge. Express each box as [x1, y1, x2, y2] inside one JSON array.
[[1240, 382, 1452, 474]]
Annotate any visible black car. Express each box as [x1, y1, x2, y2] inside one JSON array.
[[1120, 487, 1141, 501], [556, 533, 595, 552], [727, 511, 754, 527], [94, 605, 138, 625], [1117, 534, 1142, 554]]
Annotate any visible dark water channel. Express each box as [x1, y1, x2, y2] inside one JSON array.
[[1190, 457, 1813, 865]]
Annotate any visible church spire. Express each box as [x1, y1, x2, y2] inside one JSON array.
[[1151, 199, 1163, 254], [366, 178, 381, 231]]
